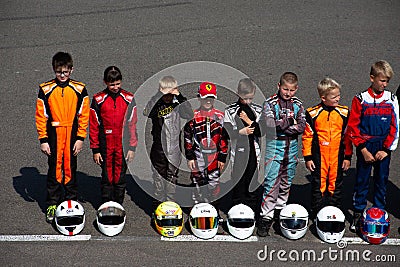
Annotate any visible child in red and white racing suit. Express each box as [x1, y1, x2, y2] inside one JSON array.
[[183, 82, 228, 205], [90, 66, 137, 205]]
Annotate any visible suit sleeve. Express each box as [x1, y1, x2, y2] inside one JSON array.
[[126, 98, 138, 151], [218, 123, 228, 163], [77, 87, 90, 141], [176, 93, 194, 120], [383, 94, 399, 151], [183, 120, 196, 161], [284, 104, 306, 135], [143, 91, 163, 118], [35, 87, 49, 143], [302, 110, 314, 161], [89, 97, 101, 153], [347, 96, 365, 149]]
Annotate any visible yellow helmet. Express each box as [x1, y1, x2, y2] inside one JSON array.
[[154, 201, 183, 237]]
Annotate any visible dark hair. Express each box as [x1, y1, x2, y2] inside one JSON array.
[[52, 52, 73, 70], [103, 66, 122, 83]]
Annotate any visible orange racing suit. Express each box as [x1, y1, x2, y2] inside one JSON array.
[[36, 78, 90, 206], [302, 103, 352, 216]]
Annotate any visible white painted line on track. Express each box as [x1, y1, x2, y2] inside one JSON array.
[[341, 237, 400, 246], [161, 235, 258, 242], [0, 235, 91, 242], [1, 235, 399, 245]]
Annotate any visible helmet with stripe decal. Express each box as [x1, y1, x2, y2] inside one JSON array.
[[55, 200, 85, 236]]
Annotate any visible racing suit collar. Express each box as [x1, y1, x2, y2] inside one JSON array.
[[321, 102, 335, 112], [105, 88, 120, 99], [368, 87, 384, 98], [55, 78, 70, 88]]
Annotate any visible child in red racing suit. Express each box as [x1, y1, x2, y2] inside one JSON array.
[[90, 66, 137, 205], [183, 82, 228, 205]]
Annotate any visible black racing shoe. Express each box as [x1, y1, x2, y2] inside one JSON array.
[[257, 218, 273, 237], [350, 212, 362, 232], [273, 209, 282, 222]]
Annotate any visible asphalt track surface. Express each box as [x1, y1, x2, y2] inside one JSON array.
[[1, 0, 400, 266]]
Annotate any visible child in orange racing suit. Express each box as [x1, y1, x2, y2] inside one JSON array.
[[35, 52, 90, 223], [90, 66, 137, 205], [302, 78, 352, 220], [183, 82, 228, 206]]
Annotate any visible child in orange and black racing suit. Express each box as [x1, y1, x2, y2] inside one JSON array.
[[302, 78, 352, 220], [35, 52, 90, 223]]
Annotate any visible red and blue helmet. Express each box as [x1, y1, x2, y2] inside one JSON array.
[[360, 207, 390, 245]]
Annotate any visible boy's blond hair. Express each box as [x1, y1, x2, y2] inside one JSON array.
[[279, 72, 298, 86], [370, 60, 394, 79], [317, 78, 341, 97], [159, 75, 178, 89], [237, 78, 256, 95]]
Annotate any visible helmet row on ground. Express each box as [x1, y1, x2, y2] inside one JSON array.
[[53, 200, 390, 244]]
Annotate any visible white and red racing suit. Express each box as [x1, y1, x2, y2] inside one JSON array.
[[89, 89, 137, 204], [183, 107, 228, 203]]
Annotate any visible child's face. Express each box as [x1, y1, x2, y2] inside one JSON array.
[[370, 74, 390, 94], [321, 88, 341, 107], [199, 97, 215, 110], [54, 66, 72, 83], [278, 82, 298, 101], [239, 92, 255, 105], [105, 80, 122, 93]]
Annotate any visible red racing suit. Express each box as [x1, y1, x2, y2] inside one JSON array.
[[183, 108, 228, 203], [35, 78, 90, 206], [89, 89, 137, 204]]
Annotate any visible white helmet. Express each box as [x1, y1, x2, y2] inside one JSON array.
[[55, 200, 85, 236], [316, 206, 345, 243], [189, 203, 219, 239], [227, 204, 255, 240], [279, 204, 309, 240], [97, 201, 126, 237]]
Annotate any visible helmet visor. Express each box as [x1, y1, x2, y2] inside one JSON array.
[[156, 215, 183, 227], [56, 215, 84, 226], [97, 207, 126, 225], [317, 220, 345, 233], [281, 218, 307, 230], [190, 216, 218, 230], [363, 222, 389, 235], [228, 218, 255, 228]]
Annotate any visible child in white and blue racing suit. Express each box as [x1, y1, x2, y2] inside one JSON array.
[[257, 72, 306, 237]]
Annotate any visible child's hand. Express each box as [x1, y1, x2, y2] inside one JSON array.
[[342, 159, 351, 171], [125, 150, 135, 163], [73, 140, 84, 156], [218, 161, 225, 171], [374, 150, 388, 161], [361, 147, 375, 163], [187, 160, 196, 171], [305, 160, 315, 172], [239, 126, 254, 135], [40, 142, 51, 156], [170, 87, 180, 95], [93, 153, 103, 165], [239, 111, 252, 126]]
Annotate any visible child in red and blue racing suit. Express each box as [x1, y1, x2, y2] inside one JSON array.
[[257, 72, 306, 237], [347, 60, 399, 232], [183, 82, 228, 205]]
